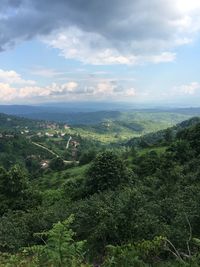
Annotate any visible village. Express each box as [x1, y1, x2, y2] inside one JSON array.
[[0, 118, 80, 170]]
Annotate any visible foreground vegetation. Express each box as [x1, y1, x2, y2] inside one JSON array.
[[1, 114, 200, 266]]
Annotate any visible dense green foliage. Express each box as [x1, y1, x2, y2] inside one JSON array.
[[85, 151, 133, 193], [2, 114, 200, 265]]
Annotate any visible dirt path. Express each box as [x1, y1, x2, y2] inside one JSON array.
[[66, 136, 72, 149], [32, 142, 59, 157], [32, 141, 76, 164]]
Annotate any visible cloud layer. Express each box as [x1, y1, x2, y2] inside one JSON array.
[[0, 69, 137, 102], [1, 0, 200, 64], [1, 68, 200, 103], [0, 69, 35, 85]]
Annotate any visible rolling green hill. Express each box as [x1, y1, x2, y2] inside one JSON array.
[[71, 111, 197, 143], [2, 116, 200, 266], [126, 116, 200, 148]]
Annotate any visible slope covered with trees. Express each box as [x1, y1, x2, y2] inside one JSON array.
[[1, 117, 200, 266]]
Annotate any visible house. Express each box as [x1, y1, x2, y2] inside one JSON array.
[[40, 160, 50, 169], [45, 132, 54, 137], [70, 140, 80, 148], [37, 132, 43, 137]]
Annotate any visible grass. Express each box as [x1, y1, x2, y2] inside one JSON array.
[[64, 163, 90, 179], [35, 163, 90, 190], [65, 112, 193, 144], [34, 111, 196, 149], [138, 146, 167, 156]]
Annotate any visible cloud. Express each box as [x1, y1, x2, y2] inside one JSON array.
[[18, 81, 78, 98], [44, 27, 137, 65], [124, 88, 137, 97], [175, 82, 200, 95], [29, 67, 66, 78], [0, 83, 17, 100], [0, 69, 35, 85], [28, 81, 136, 99], [74, 81, 137, 98], [45, 27, 177, 65], [0, 0, 200, 64], [0, 69, 137, 102]]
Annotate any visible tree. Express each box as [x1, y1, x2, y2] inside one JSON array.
[[0, 210, 30, 252], [165, 128, 173, 143], [0, 165, 29, 214], [5, 165, 28, 197], [167, 140, 194, 164], [79, 149, 97, 165], [0, 165, 40, 215], [26, 215, 88, 267], [86, 151, 133, 194], [49, 157, 65, 171]]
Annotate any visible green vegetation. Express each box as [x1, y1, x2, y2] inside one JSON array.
[[71, 111, 194, 143], [2, 112, 200, 265]]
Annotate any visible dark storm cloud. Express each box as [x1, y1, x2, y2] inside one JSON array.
[[0, 0, 187, 52]]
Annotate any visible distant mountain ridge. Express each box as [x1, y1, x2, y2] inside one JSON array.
[[1, 104, 200, 125]]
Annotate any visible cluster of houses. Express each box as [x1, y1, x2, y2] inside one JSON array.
[[18, 122, 70, 139], [38, 122, 70, 130], [39, 138, 80, 169], [36, 131, 68, 138], [21, 129, 30, 134], [0, 133, 14, 138], [19, 123, 70, 137], [36, 123, 70, 138]]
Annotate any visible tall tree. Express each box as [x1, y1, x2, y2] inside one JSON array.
[[86, 151, 133, 194]]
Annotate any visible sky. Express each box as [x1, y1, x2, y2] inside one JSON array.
[[0, 0, 200, 106]]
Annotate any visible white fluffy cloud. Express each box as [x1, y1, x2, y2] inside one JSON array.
[[0, 69, 35, 85], [0, 69, 137, 102], [18, 81, 78, 99], [0, 82, 78, 101], [175, 82, 200, 95], [45, 28, 137, 65], [45, 28, 177, 65], [1, 69, 200, 103], [0, 83, 17, 101]]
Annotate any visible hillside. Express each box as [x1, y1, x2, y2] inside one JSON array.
[[0, 132, 55, 173], [0, 113, 44, 132], [1, 104, 200, 125], [0, 111, 200, 173], [73, 112, 193, 143], [1, 106, 200, 146], [13, 109, 199, 126], [0, 113, 104, 172], [127, 116, 200, 148], [1, 116, 200, 266]]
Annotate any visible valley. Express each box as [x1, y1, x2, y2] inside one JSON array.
[[1, 108, 200, 266]]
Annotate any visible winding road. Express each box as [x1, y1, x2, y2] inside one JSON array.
[[32, 141, 78, 164], [66, 136, 72, 149], [32, 141, 60, 158]]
